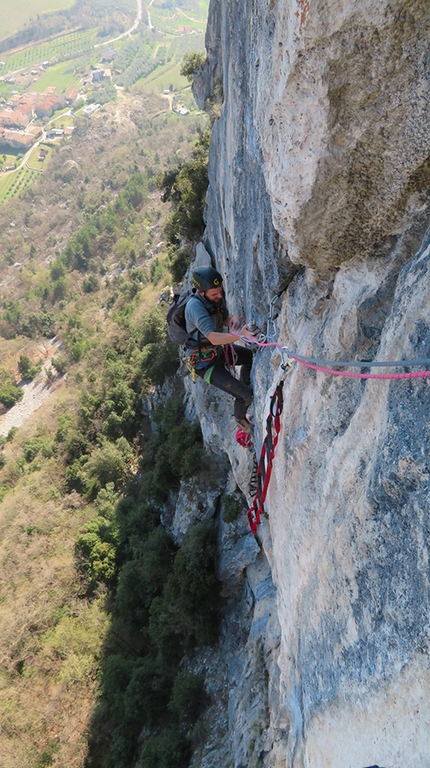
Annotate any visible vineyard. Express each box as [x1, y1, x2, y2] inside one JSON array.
[[0, 164, 41, 202], [1, 29, 97, 75]]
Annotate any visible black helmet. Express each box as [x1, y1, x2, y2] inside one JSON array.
[[192, 266, 223, 291]]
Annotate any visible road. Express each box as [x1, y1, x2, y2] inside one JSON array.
[[94, 0, 142, 47], [0, 339, 64, 437], [147, 0, 155, 30]]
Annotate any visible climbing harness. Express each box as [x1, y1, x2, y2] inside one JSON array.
[[247, 382, 284, 535], [182, 349, 218, 383]]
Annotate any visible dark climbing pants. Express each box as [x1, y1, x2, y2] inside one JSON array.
[[196, 345, 253, 420]]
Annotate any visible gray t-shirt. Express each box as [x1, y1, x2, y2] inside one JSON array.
[[185, 294, 228, 349]]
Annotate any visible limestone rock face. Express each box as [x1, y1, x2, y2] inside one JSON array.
[[185, 0, 430, 765]]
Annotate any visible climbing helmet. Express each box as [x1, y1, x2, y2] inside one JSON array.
[[192, 266, 223, 291]]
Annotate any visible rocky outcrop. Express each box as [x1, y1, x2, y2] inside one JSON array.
[[186, 0, 430, 766]]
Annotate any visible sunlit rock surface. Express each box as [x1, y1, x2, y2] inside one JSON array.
[[184, 0, 430, 765]]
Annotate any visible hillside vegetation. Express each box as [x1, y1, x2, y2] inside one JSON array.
[[0, 77, 220, 767]]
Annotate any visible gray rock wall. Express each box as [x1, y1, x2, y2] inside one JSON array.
[[187, 0, 430, 765]]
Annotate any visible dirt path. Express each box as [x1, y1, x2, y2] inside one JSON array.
[[0, 339, 64, 437]]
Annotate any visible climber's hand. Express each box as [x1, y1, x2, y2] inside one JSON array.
[[240, 324, 259, 341], [228, 314, 241, 332]]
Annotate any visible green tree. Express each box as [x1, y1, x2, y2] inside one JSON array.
[[159, 130, 210, 247], [0, 369, 24, 408], [85, 437, 133, 494], [18, 355, 40, 380], [180, 51, 206, 82], [168, 672, 206, 724]]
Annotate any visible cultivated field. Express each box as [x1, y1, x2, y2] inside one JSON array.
[[0, 0, 74, 42], [1, 29, 97, 76], [0, 164, 40, 201], [28, 59, 82, 94]]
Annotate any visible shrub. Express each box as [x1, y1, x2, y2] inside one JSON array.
[[158, 129, 210, 245], [140, 395, 206, 499], [141, 306, 166, 345], [149, 521, 221, 654], [123, 656, 171, 728], [18, 355, 40, 380], [0, 383, 23, 408], [52, 354, 68, 375], [83, 274, 100, 293], [115, 526, 175, 628], [168, 245, 193, 282], [140, 338, 179, 385], [168, 672, 206, 724], [139, 727, 191, 768], [170, 520, 221, 644], [75, 515, 119, 589], [34, 741, 60, 768], [23, 438, 42, 462], [222, 493, 239, 523], [84, 437, 133, 494], [2, 460, 23, 487], [99, 654, 135, 719]]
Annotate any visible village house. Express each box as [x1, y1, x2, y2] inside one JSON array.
[[82, 103, 100, 117], [92, 68, 104, 83], [101, 48, 116, 63], [0, 88, 66, 151], [0, 128, 34, 150]]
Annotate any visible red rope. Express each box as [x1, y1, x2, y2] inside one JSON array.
[[247, 383, 284, 535]]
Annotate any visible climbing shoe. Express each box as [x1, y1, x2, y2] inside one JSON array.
[[235, 416, 253, 434], [236, 427, 253, 449]]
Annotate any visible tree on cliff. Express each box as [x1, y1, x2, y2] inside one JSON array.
[[180, 51, 206, 82]]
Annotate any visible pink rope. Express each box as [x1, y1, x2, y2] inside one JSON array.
[[242, 338, 430, 381], [293, 359, 430, 380]]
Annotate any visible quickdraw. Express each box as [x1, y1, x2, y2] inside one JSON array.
[[224, 343, 237, 374], [247, 382, 284, 535]]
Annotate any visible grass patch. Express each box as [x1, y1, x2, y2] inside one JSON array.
[[26, 143, 53, 171], [136, 61, 192, 96], [149, 7, 207, 34], [28, 58, 82, 94], [0, 411, 108, 766]]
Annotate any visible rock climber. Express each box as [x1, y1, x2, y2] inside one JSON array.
[[184, 265, 258, 433]]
